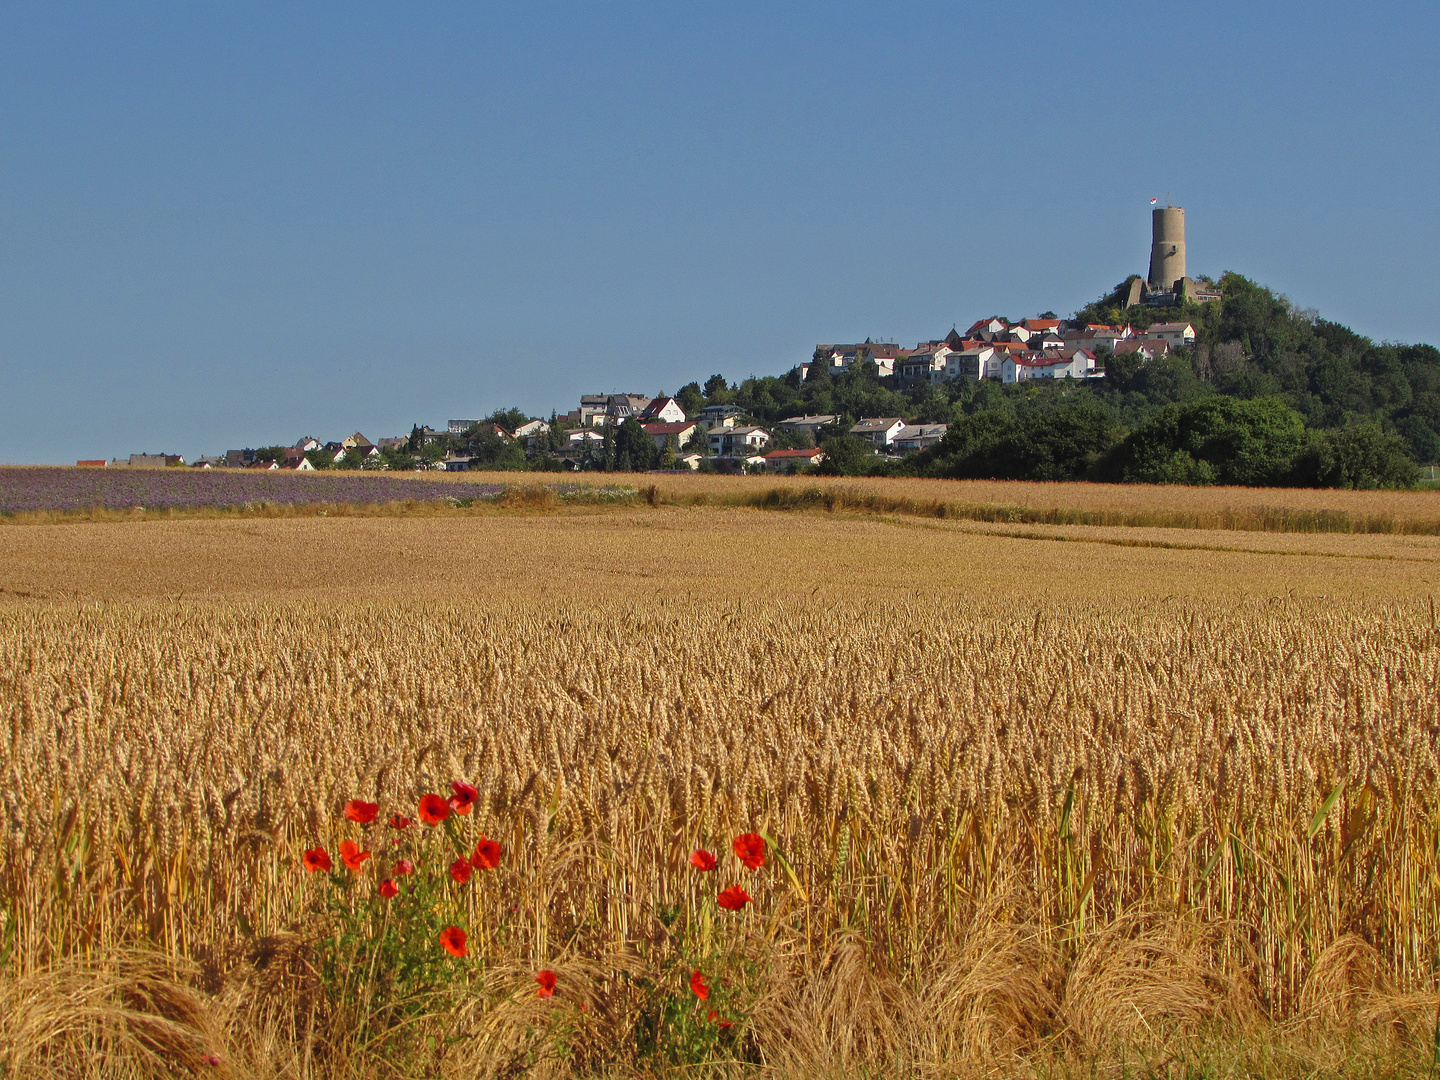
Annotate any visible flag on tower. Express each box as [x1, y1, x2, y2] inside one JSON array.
[[1150, 197, 1158, 204]]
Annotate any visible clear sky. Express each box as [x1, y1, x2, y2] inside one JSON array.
[[2, 1, 1437, 464]]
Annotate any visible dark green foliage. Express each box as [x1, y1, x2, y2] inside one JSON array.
[[1106, 397, 1308, 486], [813, 434, 883, 476], [613, 417, 660, 472], [461, 425, 527, 471], [1293, 423, 1420, 490], [676, 382, 705, 417], [485, 407, 530, 434], [915, 404, 1121, 481]]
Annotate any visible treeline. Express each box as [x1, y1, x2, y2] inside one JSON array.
[[900, 397, 1418, 489]]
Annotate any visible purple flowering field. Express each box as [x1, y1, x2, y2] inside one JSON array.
[[0, 467, 506, 515]]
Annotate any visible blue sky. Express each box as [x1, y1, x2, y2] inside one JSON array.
[[2, 1, 1437, 463]]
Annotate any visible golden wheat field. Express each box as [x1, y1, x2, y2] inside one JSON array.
[[3, 490, 1440, 1079]]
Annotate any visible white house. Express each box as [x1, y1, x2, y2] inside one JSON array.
[[945, 346, 1001, 381], [1111, 339, 1170, 361], [777, 414, 838, 437], [763, 447, 826, 473], [639, 397, 687, 424], [1141, 322, 1196, 346], [332, 444, 380, 463], [513, 419, 550, 439], [709, 425, 770, 455], [643, 421, 698, 449], [890, 424, 948, 453], [849, 418, 907, 447], [699, 405, 744, 428], [567, 429, 604, 446], [964, 317, 1010, 338], [1001, 349, 1101, 382], [897, 347, 954, 385]]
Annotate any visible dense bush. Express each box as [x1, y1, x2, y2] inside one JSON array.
[[1104, 397, 1309, 487]]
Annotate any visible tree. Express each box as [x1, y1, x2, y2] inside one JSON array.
[[462, 426, 527, 471], [814, 434, 878, 476], [1292, 423, 1418, 489], [1107, 396, 1308, 486], [916, 405, 1119, 482], [614, 417, 659, 472], [676, 382, 705, 417], [703, 374, 729, 401], [485, 407, 530, 434]]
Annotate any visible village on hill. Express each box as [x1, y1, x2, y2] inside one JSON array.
[[87, 313, 1200, 476], [83, 208, 1438, 488]]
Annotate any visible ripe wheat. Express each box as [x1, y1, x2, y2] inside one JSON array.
[[1, 510, 1438, 1077]]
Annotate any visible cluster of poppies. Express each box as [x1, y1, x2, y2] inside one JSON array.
[[302, 782, 503, 903], [303, 786, 769, 1010], [689, 969, 733, 1029], [689, 831, 765, 912]]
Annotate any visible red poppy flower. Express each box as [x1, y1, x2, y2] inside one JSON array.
[[690, 849, 717, 871], [302, 847, 331, 873], [339, 839, 372, 872], [449, 857, 474, 885], [449, 781, 478, 815], [388, 814, 412, 830], [392, 859, 414, 876], [717, 885, 752, 911], [690, 970, 709, 999], [418, 793, 451, 826], [471, 835, 503, 870], [733, 833, 765, 870], [379, 878, 399, 899], [535, 970, 557, 998], [707, 1009, 733, 1029], [440, 925, 468, 957], [344, 800, 379, 824]]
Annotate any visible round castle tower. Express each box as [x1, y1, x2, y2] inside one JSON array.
[[1147, 206, 1186, 291]]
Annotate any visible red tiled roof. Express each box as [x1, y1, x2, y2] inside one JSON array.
[[643, 421, 695, 435], [75, 459, 106, 467], [765, 448, 824, 458]]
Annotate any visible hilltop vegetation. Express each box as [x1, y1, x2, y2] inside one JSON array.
[[693, 273, 1436, 487]]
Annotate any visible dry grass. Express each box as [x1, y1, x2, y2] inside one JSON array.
[[2, 509, 1439, 1077]]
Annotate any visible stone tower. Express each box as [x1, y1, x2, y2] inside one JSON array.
[[1148, 205, 1186, 291]]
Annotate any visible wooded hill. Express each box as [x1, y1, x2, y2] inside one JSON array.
[[687, 273, 1438, 487]]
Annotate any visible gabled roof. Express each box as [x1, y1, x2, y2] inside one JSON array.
[[643, 421, 696, 435], [850, 417, 904, 431], [765, 447, 824, 459], [965, 317, 1009, 335]]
